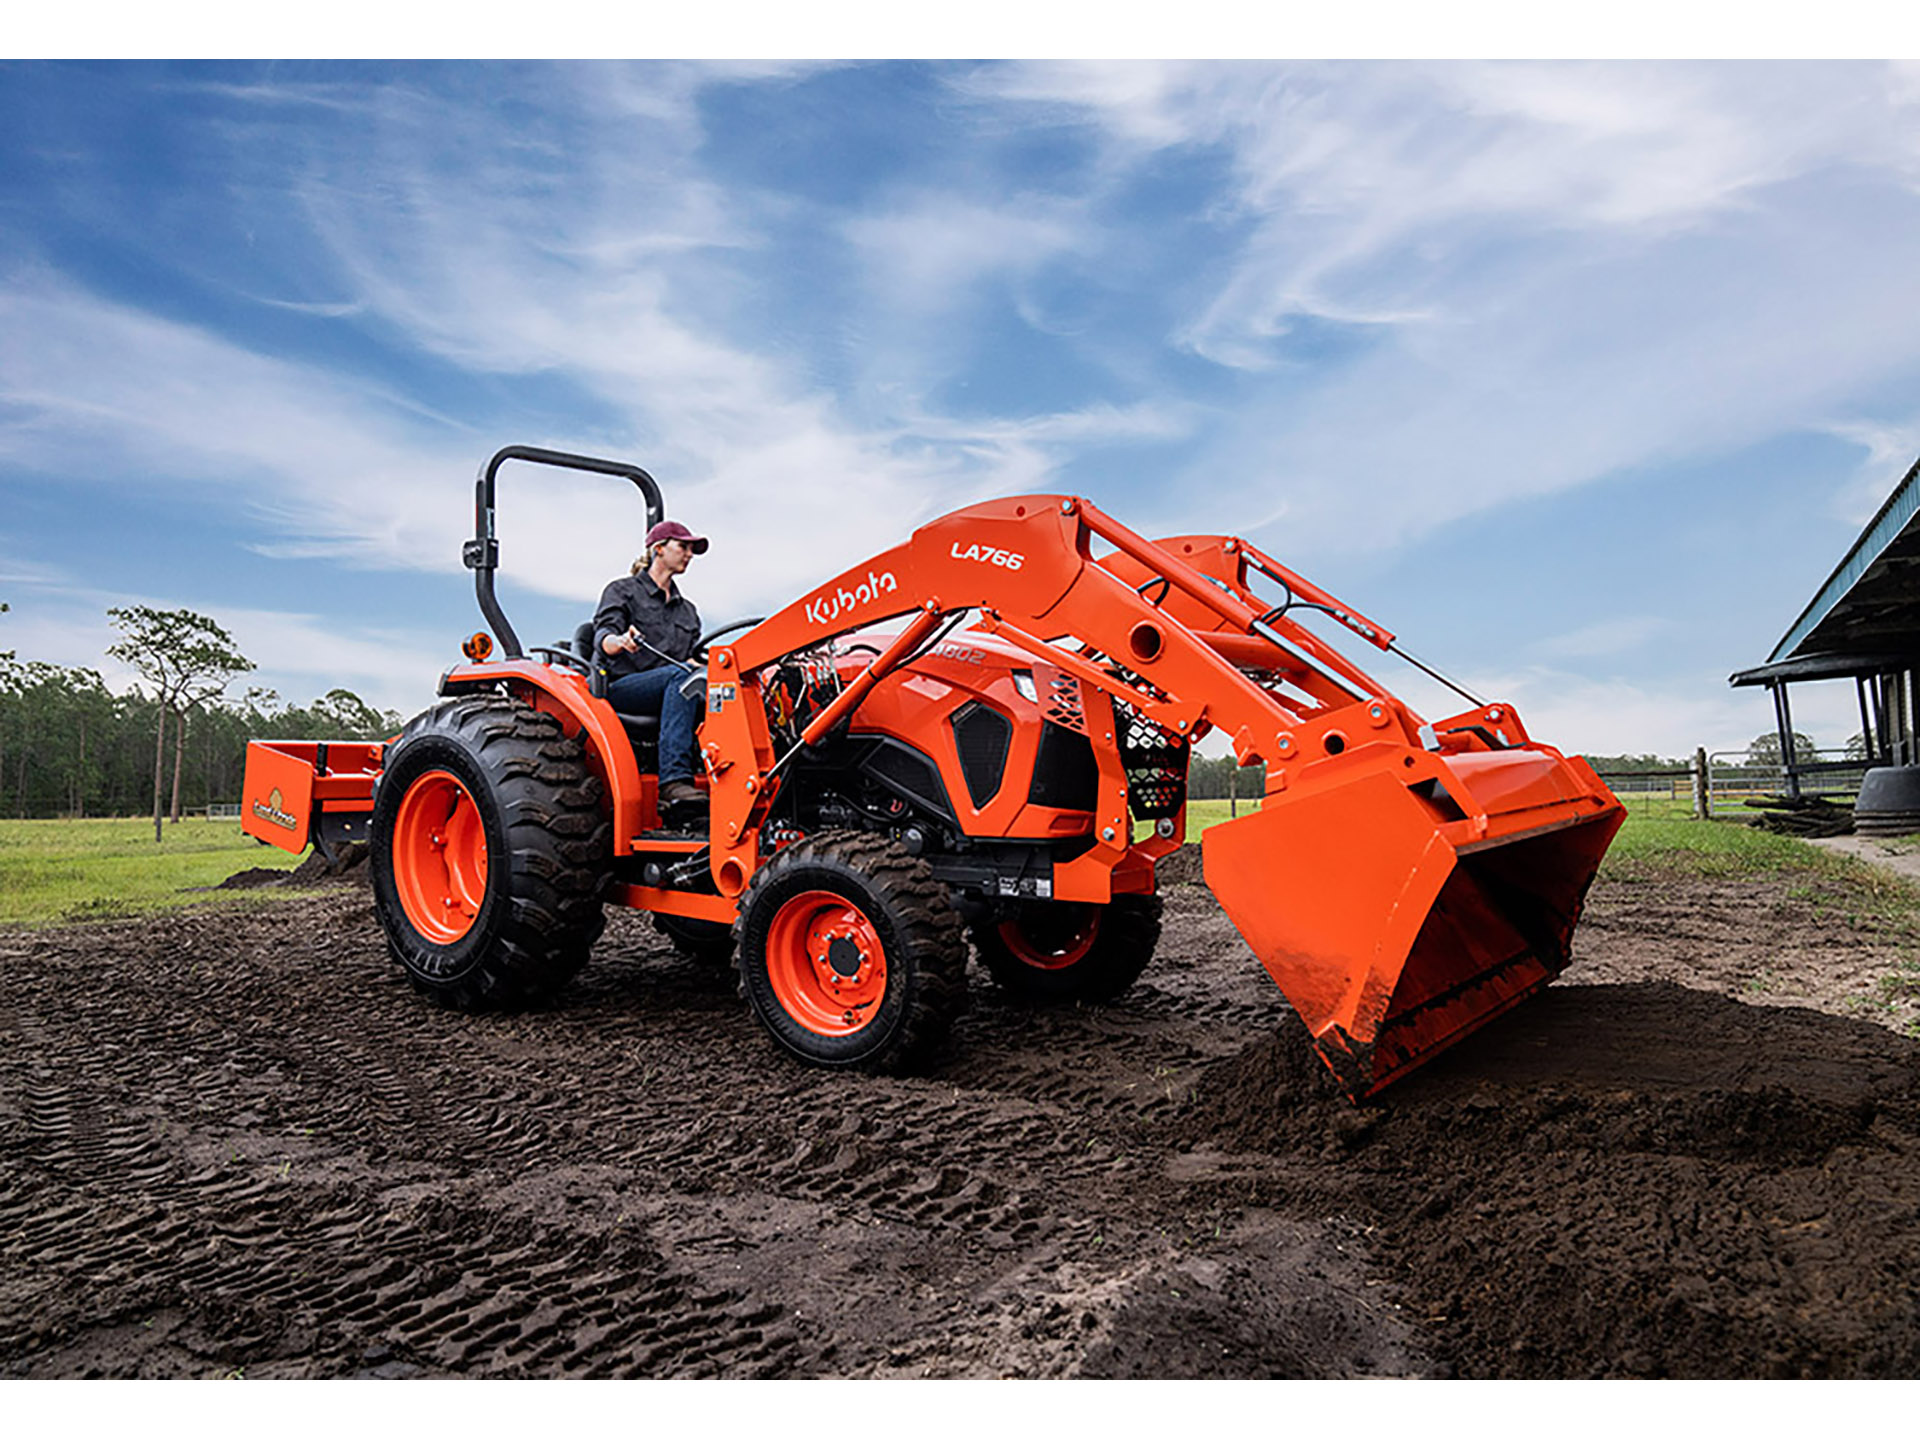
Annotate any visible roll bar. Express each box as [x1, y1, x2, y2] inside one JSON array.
[[463, 445, 665, 660]]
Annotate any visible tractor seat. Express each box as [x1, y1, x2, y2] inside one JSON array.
[[574, 621, 660, 758]]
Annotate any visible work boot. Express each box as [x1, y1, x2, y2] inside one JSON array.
[[659, 780, 706, 816]]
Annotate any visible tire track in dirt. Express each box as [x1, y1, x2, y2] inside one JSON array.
[[0, 1108, 810, 1377], [1, 884, 1427, 1377], [0, 910, 816, 1376]]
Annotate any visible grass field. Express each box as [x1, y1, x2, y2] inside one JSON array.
[[0, 816, 305, 928]]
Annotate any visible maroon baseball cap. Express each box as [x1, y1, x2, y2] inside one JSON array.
[[646, 519, 709, 554]]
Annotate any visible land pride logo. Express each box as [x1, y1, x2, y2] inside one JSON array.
[[253, 788, 298, 831]]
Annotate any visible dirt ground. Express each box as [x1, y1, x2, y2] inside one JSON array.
[[4, 846, 1919, 1379]]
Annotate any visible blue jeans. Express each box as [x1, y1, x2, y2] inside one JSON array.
[[606, 666, 705, 786]]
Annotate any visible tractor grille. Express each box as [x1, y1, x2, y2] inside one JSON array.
[[1027, 721, 1099, 811], [1116, 701, 1188, 820], [951, 702, 1013, 808]]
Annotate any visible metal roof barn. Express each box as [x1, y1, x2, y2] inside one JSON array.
[[1731, 454, 1920, 800]]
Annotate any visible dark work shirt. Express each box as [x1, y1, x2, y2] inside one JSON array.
[[592, 572, 702, 679]]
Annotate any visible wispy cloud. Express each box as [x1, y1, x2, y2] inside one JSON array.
[[843, 193, 1089, 312], [0, 269, 476, 571], [1, 65, 1149, 631], [962, 61, 1920, 559], [268, 69, 1078, 604], [1823, 418, 1920, 526], [981, 62, 1920, 357]]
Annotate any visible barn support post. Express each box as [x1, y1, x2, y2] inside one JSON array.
[[1897, 668, 1916, 766], [1859, 676, 1877, 764], [1773, 681, 1801, 800]]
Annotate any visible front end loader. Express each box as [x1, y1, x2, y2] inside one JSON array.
[[243, 447, 1623, 1099]]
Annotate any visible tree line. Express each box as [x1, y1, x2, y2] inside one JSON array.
[[7, 597, 1855, 825], [0, 603, 400, 824]]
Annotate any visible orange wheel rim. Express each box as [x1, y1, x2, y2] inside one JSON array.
[[998, 906, 1099, 971], [765, 889, 887, 1036], [391, 769, 489, 944]]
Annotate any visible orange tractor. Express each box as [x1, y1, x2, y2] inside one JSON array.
[[243, 446, 1624, 1099]]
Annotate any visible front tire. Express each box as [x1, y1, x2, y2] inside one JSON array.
[[972, 894, 1162, 1002], [735, 831, 966, 1073], [371, 696, 609, 1010]]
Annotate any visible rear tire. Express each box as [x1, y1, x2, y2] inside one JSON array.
[[735, 831, 966, 1073], [371, 696, 609, 1010], [972, 894, 1162, 1003]]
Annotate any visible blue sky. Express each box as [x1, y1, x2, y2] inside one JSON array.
[[5, 57, 1920, 758]]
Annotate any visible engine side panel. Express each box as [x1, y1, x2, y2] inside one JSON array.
[[845, 632, 1104, 841]]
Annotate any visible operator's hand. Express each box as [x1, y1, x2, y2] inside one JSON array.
[[603, 625, 643, 657]]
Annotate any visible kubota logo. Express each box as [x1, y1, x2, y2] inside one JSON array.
[[803, 569, 898, 627], [253, 787, 298, 831], [951, 541, 1024, 570]]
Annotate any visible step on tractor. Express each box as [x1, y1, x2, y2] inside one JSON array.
[[242, 446, 1625, 1099]]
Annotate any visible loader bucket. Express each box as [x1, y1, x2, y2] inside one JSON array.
[[1202, 756, 1624, 1100]]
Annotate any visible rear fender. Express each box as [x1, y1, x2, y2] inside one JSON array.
[[441, 659, 646, 850]]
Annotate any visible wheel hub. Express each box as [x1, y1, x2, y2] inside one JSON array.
[[826, 934, 865, 978]]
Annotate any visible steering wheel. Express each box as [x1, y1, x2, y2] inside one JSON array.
[[693, 615, 765, 662]]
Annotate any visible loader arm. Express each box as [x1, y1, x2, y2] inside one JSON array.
[[724, 496, 1402, 763], [705, 497, 1371, 891]]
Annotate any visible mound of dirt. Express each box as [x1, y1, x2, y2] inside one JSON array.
[[4, 862, 1919, 1377], [217, 842, 370, 890], [215, 866, 294, 890], [1153, 843, 1203, 886]]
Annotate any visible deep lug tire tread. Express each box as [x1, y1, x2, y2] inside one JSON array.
[[734, 830, 967, 1074], [972, 893, 1163, 1003], [372, 695, 609, 1010]]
